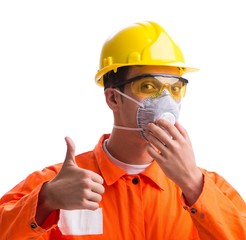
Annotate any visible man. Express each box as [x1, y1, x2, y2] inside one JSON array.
[[0, 21, 245, 239]]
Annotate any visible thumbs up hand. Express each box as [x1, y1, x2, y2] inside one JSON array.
[[43, 136, 105, 212]]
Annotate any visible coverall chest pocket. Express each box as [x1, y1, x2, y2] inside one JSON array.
[[58, 208, 103, 237]]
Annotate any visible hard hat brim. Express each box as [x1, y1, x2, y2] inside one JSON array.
[[95, 63, 199, 87]]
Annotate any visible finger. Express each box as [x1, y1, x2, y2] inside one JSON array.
[[88, 191, 103, 203], [175, 121, 188, 138], [64, 136, 76, 166], [81, 199, 100, 211], [91, 181, 105, 194], [147, 122, 173, 147], [146, 130, 166, 150], [146, 130, 171, 163], [89, 170, 104, 185], [147, 143, 166, 162], [175, 122, 192, 146], [156, 119, 181, 140]]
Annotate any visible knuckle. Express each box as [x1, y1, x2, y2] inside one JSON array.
[[80, 169, 90, 178], [81, 178, 92, 188], [79, 198, 88, 208], [81, 189, 91, 198]]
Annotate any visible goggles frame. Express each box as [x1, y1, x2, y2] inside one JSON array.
[[113, 74, 189, 99]]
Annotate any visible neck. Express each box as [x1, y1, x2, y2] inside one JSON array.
[[106, 128, 153, 165]]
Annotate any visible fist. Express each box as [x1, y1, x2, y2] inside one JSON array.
[[44, 137, 105, 211]]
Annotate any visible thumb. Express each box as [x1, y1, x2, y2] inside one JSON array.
[[63, 136, 76, 166]]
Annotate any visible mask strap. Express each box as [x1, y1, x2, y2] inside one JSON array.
[[113, 125, 143, 131], [114, 89, 144, 108], [113, 89, 144, 132]]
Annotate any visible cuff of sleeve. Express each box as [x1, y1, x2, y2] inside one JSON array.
[[28, 182, 59, 234], [180, 171, 226, 220], [180, 173, 209, 219]]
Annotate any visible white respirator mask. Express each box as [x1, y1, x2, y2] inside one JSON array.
[[113, 89, 180, 139]]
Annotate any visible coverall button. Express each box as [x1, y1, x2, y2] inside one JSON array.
[[190, 208, 197, 214], [132, 177, 139, 184], [30, 222, 37, 229]]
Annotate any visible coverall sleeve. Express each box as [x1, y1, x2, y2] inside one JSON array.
[[182, 170, 246, 239], [0, 164, 61, 239]]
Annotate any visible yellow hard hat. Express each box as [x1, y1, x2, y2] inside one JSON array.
[[95, 21, 199, 87]]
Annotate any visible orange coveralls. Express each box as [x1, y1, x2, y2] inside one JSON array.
[[0, 134, 245, 239]]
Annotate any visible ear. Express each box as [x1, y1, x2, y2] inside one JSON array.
[[104, 88, 121, 111]]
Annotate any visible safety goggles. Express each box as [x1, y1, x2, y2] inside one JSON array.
[[113, 74, 188, 100]]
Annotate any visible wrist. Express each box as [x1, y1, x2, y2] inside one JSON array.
[[181, 170, 204, 206], [35, 182, 56, 226], [38, 182, 55, 211]]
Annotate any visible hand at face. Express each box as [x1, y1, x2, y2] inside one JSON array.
[[146, 120, 203, 205], [43, 137, 105, 211]]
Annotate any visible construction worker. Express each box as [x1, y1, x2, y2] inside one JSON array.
[[0, 21, 245, 239]]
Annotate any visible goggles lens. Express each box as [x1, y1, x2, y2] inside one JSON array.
[[129, 74, 188, 100]]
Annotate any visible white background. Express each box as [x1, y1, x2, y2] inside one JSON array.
[[0, 0, 245, 200]]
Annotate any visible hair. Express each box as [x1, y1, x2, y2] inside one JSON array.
[[103, 66, 131, 92]]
